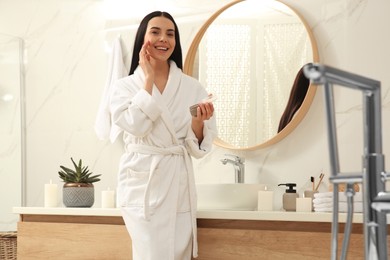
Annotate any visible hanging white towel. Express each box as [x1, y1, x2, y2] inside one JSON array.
[[94, 36, 128, 143]]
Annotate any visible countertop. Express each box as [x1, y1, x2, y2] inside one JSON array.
[[13, 207, 364, 223]]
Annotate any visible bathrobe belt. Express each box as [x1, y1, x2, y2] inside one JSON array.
[[125, 143, 198, 256]]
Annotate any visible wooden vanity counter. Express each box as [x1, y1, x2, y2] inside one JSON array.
[[13, 207, 388, 259]]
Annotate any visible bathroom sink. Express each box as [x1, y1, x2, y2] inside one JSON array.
[[196, 183, 265, 211]]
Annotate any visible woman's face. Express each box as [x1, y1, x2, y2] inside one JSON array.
[[144, 16, 176, 62]]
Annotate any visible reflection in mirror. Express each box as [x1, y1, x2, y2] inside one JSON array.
[[277, 64, 310, 133], [184, 0, 319, 150], [0, 34, 24, 231]]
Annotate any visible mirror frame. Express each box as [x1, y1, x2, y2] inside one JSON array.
[[184, 0, 319, 151]]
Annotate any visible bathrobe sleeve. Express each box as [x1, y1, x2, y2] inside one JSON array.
[[110, 77, 162, 137], [185, 121, 216, 159]]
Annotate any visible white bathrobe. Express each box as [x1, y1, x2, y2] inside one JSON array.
[[110, 61, 217, 260]]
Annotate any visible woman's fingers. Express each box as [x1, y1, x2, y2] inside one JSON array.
[[139, 41, 150, 61], [197, 102, 214, 120]]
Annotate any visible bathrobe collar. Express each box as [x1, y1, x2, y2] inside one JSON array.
[[152, 61, 183, 146], [159, 60, 181, 105], [133, 60, 181, 106]]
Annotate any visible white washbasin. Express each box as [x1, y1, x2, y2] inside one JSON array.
[[196, 183, 266, 211]]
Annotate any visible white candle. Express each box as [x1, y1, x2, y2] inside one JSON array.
[[102, 187, 115, 208], [296, 197, 312, 212], [44, 180, 58, 207], [257, 187, 274, 211], [304, 190, 318, 212]]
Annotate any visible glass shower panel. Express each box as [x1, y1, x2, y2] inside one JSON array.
[[0, 34, 24, 232]]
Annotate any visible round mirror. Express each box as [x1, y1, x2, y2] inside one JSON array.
[[184, 0, 319, 150]]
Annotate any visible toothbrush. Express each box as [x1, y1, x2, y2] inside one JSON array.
[[315, 173, 325, 191], [311, 176, 315, 191]]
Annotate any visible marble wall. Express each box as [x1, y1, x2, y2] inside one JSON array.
[[1, 0, 389, 231]]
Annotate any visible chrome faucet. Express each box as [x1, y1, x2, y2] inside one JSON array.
[[220, 154, 245, 183]]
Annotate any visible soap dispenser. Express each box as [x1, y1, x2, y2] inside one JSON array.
[[278, 183, 299, 211]]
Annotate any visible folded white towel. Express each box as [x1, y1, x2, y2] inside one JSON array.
[[314, 202, 333, 208], [313, 192, 363, 202], [313, 192, 332, 198], [94, 36, 128, 143], [314, 201, 363, 213], [313, 197, 333, 204]]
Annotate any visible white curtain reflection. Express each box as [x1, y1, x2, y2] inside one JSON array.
[[200, 23, 252, 147]]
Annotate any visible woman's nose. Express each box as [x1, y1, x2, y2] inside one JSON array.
[[159, 35, 167, 42]]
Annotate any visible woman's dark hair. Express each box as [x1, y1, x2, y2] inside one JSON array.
[[128, 11, 183, 75], [277, 64, 311, 133]]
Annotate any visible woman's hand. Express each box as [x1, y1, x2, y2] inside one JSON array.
[[191, 102, 214, 144], [139, 41, 154, 93]]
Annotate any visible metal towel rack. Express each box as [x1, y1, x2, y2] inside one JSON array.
[[303, 63, 388, 260]]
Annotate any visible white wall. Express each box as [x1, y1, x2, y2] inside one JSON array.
[[1, 0, 389, 230]]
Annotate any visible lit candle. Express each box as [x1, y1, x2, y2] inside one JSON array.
[[257, 186, 274, 211], [296, 197, 312, 212], [44, 180, 58, 207], [101, 187, 115, 208]]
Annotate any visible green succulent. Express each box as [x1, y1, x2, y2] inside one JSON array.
[[58, 157, 101, 183]]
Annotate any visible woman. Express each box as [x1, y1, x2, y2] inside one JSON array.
[[109, 11, 217, 260]]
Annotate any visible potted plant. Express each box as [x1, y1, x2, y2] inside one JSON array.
[[58, 157, 101, 207]]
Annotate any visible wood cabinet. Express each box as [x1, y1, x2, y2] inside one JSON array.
[[17, 214, 132, 260], [15, 209, 389, 259], [195, 219, 373, 260]]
